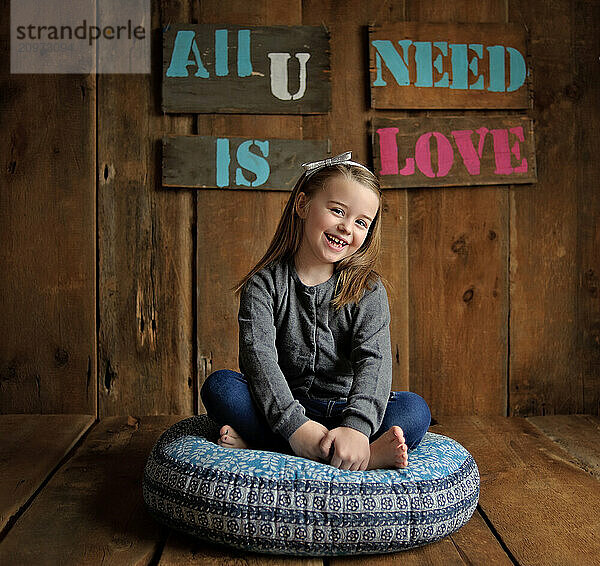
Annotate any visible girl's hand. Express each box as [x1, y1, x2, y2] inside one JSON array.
[[319, 426, 370, 471], [289, 420, 331, 463]]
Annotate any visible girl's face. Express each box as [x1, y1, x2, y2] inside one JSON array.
[[295, 175, 380, 267]]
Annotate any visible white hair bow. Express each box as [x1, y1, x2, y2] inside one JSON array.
[[301, 151, 373, 179]]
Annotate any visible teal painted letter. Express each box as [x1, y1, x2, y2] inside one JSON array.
[[487, 45, 505, 92], [216, 138, 230, 187], [449, 43, 468, 90], [372, 39, 412, 86], [237, 29, 252, 77], [215, 29, 228, 77], [468, 44, 484, 90], [166, 30, 209, 78], [433, 42, 449, 88], [236, 140, 270, 187], [506, 47, 526, 92], [414, 41, 433, 88]]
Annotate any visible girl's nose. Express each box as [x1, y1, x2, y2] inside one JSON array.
[[338, 221, 351, 234]]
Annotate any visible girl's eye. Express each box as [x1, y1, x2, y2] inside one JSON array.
[[331, 208, 368, 228]]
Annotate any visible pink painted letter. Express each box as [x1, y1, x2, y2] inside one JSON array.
[[415, 132, 454, 178], [509, 126, 528, 173], [490, 128, 513, 174], [451, 127, 489, 175], [376, 127, 399, 175]]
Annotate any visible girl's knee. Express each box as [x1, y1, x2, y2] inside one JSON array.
[[409, 392, 432, 428], [200, 369, 231, 404], [392, 392, 431, 447]]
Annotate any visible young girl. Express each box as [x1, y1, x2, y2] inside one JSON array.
[[201, 152, 432, 471]]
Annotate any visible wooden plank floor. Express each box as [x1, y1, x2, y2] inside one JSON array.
[[0, 414, 95, 534], [0, 414, 598, 565]]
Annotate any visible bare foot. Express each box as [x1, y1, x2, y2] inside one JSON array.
[[217, 425, 250, 449], [366, 426, 409, 470]]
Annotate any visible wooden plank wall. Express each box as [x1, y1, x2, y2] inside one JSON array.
[[508, 0, 599, 416], [97, 1, 195, 416], [406, 1, 509, 418], [576, 0, 600, 416], [0, 0, 96, 414], [0, 0, 598, 418], [508, 0, 574, 416]]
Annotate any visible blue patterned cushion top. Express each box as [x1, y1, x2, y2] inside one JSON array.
[[163, 431, 469, 482]]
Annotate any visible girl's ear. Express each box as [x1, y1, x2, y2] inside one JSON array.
[[295, 192, 309, 219]]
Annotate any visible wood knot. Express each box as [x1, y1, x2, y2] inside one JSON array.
[[565, 82, 582, 101], [54, 348, 69, 367], [104, 359, 116, 393], [583, 269, 598, 297], [451, 235, 468, 256], [488, 230, 497, 240], [590, 322, 600, 348], [100, 163, 116, 185], [463, 288, 474, 303]]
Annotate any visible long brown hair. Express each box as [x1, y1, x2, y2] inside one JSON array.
[[231, 163, 391, 310]]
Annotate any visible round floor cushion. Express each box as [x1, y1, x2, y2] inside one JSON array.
[[143, 414, 479, 556]]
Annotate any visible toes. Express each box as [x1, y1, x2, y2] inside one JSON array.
[[390, 426, 405, 444], [218, 431, 234, 446], [394, 443, 409, 468], [401, 450, 409, 466], [220, 425, 241, 440]]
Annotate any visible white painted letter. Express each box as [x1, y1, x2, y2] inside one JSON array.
[[268, 52, 310, 100]]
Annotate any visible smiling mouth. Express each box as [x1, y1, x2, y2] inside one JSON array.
[[325, 233, 348, 249]]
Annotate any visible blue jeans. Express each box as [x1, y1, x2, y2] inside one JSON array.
[[200, 369, 432, 456]]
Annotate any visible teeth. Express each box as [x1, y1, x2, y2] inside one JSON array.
[[326, 233, 346, 246]]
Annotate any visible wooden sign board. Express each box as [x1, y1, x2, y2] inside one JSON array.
[[369, 22, 530, 109], [372, 116, 537, 188], [163, 136, 330, 190], [162, 24, 330, 114]]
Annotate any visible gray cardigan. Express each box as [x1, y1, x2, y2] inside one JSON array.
[[238, 256, 393, 442]]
